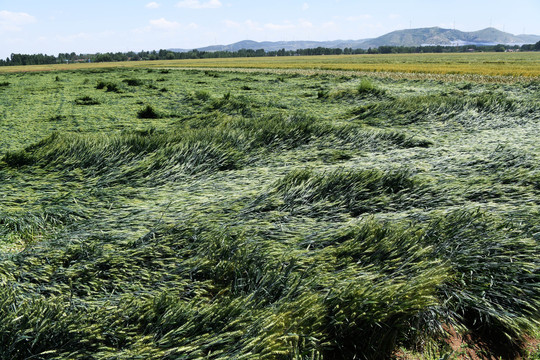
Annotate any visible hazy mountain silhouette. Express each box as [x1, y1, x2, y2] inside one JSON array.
[[170, 27, 540, 52]]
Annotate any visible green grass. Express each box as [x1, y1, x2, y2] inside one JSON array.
[[0, 67, 538, 359]]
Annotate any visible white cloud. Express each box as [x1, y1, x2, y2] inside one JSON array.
[[346, 15, 372, 21], [360, 22, 385, 32], [223, 19, 262, 31], [176, 0, 222, 9], [0, 10, 36, 32], [133, 18, 198, 34], [146, 2, 161, 9], [323, 21, 336, 28], [302, 3, 309, 11], [223, 18, 317, 34], [263, 19, 315, 31], [150, 18, 183, 30], [56, 31, 114, 44], [245, 20, 262, 31], [224, 20, 241, 28], [299, 19, 313, 28], [265, 22, 295, 31]]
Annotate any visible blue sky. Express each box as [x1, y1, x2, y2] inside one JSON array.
[[1, 0, 539, 58]]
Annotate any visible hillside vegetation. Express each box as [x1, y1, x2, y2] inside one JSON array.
[[359, 27, 539, 48], [0, 66, 539, 359]]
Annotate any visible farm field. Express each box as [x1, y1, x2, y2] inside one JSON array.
[[0, 63, 539, 359], [150, 52, 540, 77], [1, 52, 540, 79]]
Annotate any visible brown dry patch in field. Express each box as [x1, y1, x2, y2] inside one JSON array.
[[523, 336, 540, 359], [445, 326, 537, 360], [394, 327, 539, 360]]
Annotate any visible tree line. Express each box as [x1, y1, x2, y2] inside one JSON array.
[[1, 41, 539, 67]]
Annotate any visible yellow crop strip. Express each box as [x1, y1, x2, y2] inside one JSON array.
[[1, 52, 539, 79], [156, 53, 540, 77]]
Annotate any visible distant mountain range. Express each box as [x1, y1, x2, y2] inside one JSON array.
[[360, 27, 540, 48], [170, 27, 540, 53], [171, 39, 371, 52]]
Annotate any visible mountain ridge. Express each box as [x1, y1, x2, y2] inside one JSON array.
[[170, 27, 540, 52]]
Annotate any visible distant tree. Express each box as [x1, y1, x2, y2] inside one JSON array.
[[493, 44, 506, 52], [378, 46, 394, 54], [94, 53, 113, 62], [535, 41, 540, 51]]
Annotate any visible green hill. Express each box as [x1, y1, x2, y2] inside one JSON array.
[[360, 27, 533, 48], [171, 27, 540, 52]]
